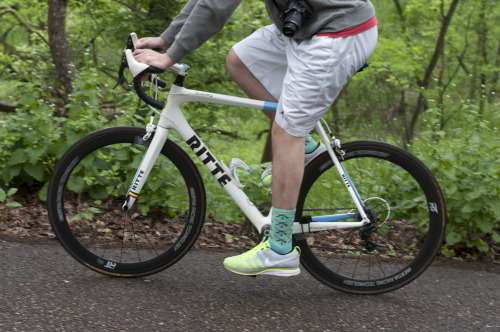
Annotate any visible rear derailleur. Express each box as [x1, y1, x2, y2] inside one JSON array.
[[355, 207, 380, 252]]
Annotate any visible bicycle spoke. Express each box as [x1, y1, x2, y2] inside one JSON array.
[[296, 141, 446, 294], [48, 128, 206, 277]]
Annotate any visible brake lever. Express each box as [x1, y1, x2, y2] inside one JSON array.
[[113, 34, 140, 89], [113, 53, 128, 89], [127, 33, 137, 50]]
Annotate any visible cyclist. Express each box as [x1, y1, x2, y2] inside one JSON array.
[[133, 0, 378, 277]]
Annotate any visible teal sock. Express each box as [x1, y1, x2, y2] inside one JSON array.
[[305, 134, 319, 154], [268, 207, 295, 254]]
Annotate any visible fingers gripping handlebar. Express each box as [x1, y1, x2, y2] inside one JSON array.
[[114, 33, 189, 110], [130, 58, 166, 110]]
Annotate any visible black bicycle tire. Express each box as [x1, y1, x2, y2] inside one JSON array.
[[294, 140, 446, 294], [47, 126, 206, 277]]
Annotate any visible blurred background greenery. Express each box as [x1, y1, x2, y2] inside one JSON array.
[[0, 0, 498, 259]]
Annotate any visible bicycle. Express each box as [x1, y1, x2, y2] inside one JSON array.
[[46, 33, 447, 294]]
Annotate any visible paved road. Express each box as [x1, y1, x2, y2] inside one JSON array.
[[0, 239, 499, 332]]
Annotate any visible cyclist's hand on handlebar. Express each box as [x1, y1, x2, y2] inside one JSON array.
[[132, 49, 175, 71], [135, 36, 169, 50]]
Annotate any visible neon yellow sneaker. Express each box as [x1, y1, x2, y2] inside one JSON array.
[[223, 241, 300, 277]]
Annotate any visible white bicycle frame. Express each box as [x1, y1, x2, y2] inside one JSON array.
[[122, 50, 370, 235]]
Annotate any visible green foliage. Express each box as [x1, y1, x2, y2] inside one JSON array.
[[0, 68, 112, 193], [415, 105, 500, 258], [0, 87, 62, 187], [0, 0, 499, 259], [0, 187, 22, 209]]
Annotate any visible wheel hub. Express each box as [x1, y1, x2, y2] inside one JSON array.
[[355, 207, 380, 252]]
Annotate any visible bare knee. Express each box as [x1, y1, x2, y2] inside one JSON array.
[[272, 121, 305, 147], [226, 48, 245, 78], [226, 48, 277, 105]]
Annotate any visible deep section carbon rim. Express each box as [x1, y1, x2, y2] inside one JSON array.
[[295, 141, 446, 294], [47, 127, 205, 277]]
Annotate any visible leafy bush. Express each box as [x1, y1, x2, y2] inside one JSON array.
[[1, 0, 499, 260], [414, 106, 500, 258], [0, 84, 63, 188]]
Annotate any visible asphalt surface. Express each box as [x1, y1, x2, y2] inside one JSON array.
[[0, 239, 499, 332]]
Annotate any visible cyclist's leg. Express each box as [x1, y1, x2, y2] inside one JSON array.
[[228, 47, 320, 156], [223, 25, 302, 275], [226, 49, 276, 120], [227, 25, 287, 120], [223, 125, 304, 275], [224, 25, 377, 275], [268, 27, 378, 249], [228, 25, 306, 208], [228, 25, 321, 174], [268, 122, 305, 255], [271, 123, 305, 210]]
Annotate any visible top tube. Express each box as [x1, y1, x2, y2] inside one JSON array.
[[263, 102, 278, 112]]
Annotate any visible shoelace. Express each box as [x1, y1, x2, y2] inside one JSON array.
[[239, 241, 301, 259], [240, 241, 270, 259]]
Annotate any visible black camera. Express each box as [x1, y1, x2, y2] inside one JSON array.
[[281, 0, 313, 37]]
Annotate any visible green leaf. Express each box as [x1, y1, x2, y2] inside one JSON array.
[[2, 166, 21, 183], [7, 149, 28, 166], [26, 147, 45, 164], [6, 202, 22, 208], [70, 214, 82, 221], [38, 181, 49, 202], [476, 220, 493, 234], [7, 188, 18, 196], [445, 231, 463, 246], [20, 94, 36, 106], [23, 163, 45, 182], [491, 232, 500, 243]]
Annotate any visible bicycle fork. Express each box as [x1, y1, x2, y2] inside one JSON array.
[[121, 126, 170, 211]]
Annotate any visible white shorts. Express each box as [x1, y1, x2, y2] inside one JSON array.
[[232, 24, 378, 137]]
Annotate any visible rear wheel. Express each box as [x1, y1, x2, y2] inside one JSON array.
[[295, 141, 446, 294], [47, 127, 206, 277]]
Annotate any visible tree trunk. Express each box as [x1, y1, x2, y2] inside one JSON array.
[[48, 0, 78, 108], [392, 0, 404, 22], [476, 0, 488, 118], [0, 100, 21, 113], [492, 43, 500, 100], [405, 0, 460, 145], [261, 121, 273, 163]]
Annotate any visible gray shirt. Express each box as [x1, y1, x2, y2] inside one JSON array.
[[161, 0, 375, 63]]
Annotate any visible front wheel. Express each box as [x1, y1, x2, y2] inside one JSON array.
[[295, 141, 446, 294], [47, 127, 206, 277]]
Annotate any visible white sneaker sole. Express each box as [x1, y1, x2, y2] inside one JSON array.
[[225, 266, 301, 277]]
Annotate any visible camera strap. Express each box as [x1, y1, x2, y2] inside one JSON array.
[[271, 0, 286, 17]]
